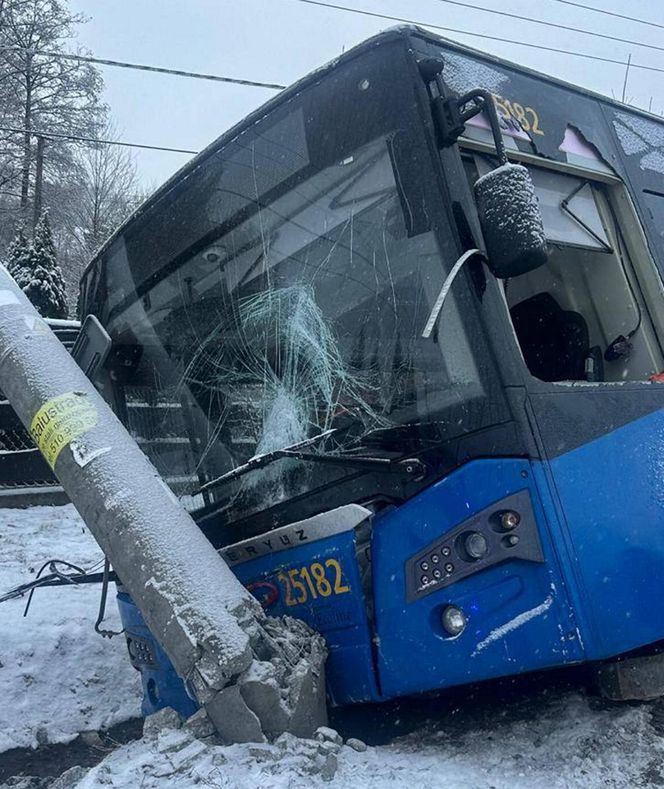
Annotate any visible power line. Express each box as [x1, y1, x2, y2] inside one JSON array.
[[293, 0, 664, 77], [0, 46, 286, 90], [433, 0, 664, 55], [0, 124, 198, 155], [549, 0, 664, 32]]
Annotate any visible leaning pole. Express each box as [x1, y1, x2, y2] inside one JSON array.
[[0, 266, 326, 742]]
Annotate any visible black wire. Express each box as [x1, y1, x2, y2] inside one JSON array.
[[23, 559, 86, 616], [549, 0, 664, 32], [292, 0, 664, 77], [0, 124, 197, 155], [432, 0, 664, 56], [0, 46, 286, 90], [94, 558, 124, 639]]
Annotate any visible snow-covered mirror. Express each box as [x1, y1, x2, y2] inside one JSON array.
[[474, 163, 549, 279]]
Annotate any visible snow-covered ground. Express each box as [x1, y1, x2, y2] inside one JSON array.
[[2, 504, 664, 788], [0, 504, 141, 753]]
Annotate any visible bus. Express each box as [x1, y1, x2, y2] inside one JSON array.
[[80, 25, 664, 713]]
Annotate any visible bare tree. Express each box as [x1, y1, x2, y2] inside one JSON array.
[[56, 121, 142, 303], [74, 122, 139, 253], [0, 0, 104, 238]]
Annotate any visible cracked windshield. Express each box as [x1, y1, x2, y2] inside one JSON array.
[[103, 102, 477, 518]]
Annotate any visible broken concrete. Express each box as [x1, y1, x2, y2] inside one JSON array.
[[315, 726, 343, 747], [206, 685, 266, 744], [182, 708, 216, 740], [346, 737, 368, 753], [49, 766, 89, 789], [319, 753, 339, 782], [143, 707, 182, 739]]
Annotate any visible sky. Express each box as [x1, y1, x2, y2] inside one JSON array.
[[67, 0, 664, 189]]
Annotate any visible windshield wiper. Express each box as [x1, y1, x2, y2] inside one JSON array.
[[197, 429, 426, 495]]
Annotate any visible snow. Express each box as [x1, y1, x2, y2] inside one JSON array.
[[4, 505, 664, 787], [51, 692, 664, 788], [474, 163, 547, 253], [613, 112, 664, 175], [613, 121, 649, 156], [472, 596, 554, 655], [0, 504, 141, 752], [441, 51, 509, 96]]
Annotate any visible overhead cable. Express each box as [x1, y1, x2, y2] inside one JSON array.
[[293, 0, 664, 77], [0, 124, 198, 154], [433, 0, 664, 55], [0, 46, 286, 90], [549, 0, 664, 32]]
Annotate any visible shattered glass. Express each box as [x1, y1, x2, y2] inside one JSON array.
[[98, 61, 488, 522]]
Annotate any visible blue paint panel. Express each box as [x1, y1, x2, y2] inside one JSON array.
[[231, 529, 380, 705], [547, 409, 664, 659], [116, 529, 378, 712], [116, 591, 198, 718], [118, 427, 664, 714], [372, 459, 582, 699]]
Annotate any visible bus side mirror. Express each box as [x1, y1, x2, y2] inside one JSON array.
[[474, 163, 548, 279]]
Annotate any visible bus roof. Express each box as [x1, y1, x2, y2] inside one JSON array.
[[83, 25, 664, 278]]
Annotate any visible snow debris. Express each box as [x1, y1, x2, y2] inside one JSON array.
[[613, 121, 649, 156], [22, 691, 664, 788], [640, 151, 664, 175], [473, 596, 554, 656]]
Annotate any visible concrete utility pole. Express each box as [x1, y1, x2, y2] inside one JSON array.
[[0, 267, 327, 743]]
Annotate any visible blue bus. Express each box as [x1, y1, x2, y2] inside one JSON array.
[[80, 26, 664, 713]]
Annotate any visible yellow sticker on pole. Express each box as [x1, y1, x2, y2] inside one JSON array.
[[30, 392, 98, 469]]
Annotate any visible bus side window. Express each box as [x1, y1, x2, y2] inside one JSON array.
[[467, 154, 664, 384]]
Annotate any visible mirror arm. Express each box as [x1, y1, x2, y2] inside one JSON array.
[[427, 70, 507, 166], [456, 89, 507, 166]]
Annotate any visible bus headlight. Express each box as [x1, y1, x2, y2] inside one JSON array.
[[442, 605, 467, 637]]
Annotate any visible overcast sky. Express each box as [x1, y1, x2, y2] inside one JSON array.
[[68, 0, 664, 188]]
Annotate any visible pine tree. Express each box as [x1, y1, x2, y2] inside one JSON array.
[[5, 228, 31, 285], [22, 212, 68, 318]]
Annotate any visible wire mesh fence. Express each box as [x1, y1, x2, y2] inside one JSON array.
[[0, 319, 80, 492]]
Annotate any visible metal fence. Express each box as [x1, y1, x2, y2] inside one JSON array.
[[0, 319, 80, 506], [0, 321, 207, 509]]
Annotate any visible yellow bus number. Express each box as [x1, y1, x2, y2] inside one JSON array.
[[492, 94, 544, 136], [278, 559, 350, 607]]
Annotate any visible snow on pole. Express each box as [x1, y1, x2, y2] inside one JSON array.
[[0, 266, 327, 742]]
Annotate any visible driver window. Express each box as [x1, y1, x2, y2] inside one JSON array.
[[471, 156, 664, 383]]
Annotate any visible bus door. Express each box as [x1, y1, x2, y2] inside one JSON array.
[[501, 163, 664, 660]]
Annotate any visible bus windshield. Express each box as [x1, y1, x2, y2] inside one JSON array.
[[86, 48, 488, 525]]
